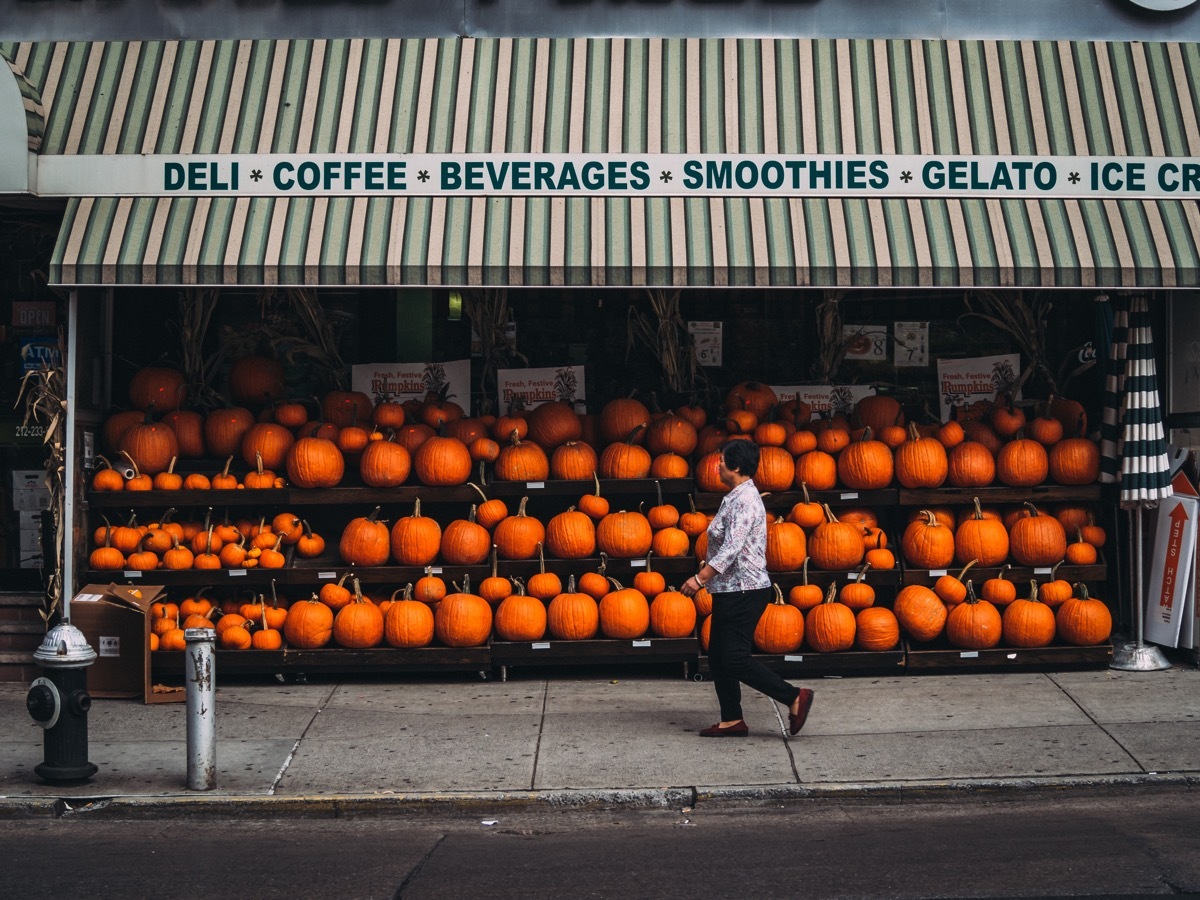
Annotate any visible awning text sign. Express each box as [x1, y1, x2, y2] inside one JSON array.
[[36, 153, 1200, 200]]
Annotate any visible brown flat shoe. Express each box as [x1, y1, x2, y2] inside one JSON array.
[[699, 720, 748, 737], [788, 688, 814, 735]]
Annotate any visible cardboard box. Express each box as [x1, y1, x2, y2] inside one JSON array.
[[68, 584, 184, 704], [12, 489, 49, 512], [12, 470, 44, 493], [1144, 470, 1199, 649]]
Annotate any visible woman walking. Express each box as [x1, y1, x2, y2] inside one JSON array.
[[681, 439, 814, 737]]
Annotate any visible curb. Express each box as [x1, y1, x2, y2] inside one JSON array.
[[0, 773, 1195, 820]]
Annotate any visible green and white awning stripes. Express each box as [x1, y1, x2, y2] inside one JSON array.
[[48, 193, 1200, 288], [2, 37, 1198, 287]]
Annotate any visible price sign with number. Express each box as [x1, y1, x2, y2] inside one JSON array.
[[842, 325, 889, 362], [688, 321, 723, 368]]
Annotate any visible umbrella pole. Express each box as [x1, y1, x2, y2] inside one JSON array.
[[1111, 507, 1172, 671]]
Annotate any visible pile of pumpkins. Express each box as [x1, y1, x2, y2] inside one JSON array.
[[89, 510, 327, 573], [147, 564, 701, 652], [710, 566, 1113, 658], [98, 362, 1101, 496]]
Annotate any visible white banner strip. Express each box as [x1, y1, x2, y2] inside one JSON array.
[[35, 153, 1200, 200]]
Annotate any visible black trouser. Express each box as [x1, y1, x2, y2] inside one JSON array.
[[709, 586, 802, 722]]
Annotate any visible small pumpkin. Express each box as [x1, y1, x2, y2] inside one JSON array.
[[1055, 583, 1113, 646], [284, 594, 335, 648], [598, 578, 650, 639], [547, 576, 600, 640], [495, 580, 549, 641], [945, 580, 1002, 650], [338, 506, 391, 567], [893, 583, 947, 642], [390, 498, 443, 566], [1002, 580, 1057, 648], [434, 575, 494, 647], [332, 577, 385, 649]]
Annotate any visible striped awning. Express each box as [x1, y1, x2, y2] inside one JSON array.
[[2, 37, 1199, 288]]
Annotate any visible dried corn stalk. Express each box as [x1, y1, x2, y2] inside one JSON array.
[[463, 288, 527, 411], [174, 288, 224, 409], [626, 289, 704, 396], [236, 288, 349, 392], [960, 291, 1056, 395], [15, 346, 66, 628]]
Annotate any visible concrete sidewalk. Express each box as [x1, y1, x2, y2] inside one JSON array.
[[2, 665, 1199, 817]]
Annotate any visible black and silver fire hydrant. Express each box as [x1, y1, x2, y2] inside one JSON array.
[[26, 622, 98, 784]]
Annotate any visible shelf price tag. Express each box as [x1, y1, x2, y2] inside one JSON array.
[[632, 640, 652, 648], [122, 570, 142, 579], [318, 571, 337, 580], [784, 654, 804, 662], [431, 567, 443, 574], [532, 642, 551, 650], [631, 559, 646, 567], [1034, 567, 1052, 575], [959, 651, 979, 658], [229, 569, 247, 577], [930, 569, 948, 577], [839, 492, 860, 500], [1006, 653, 1018, 659], [526, 481, 545, 490]]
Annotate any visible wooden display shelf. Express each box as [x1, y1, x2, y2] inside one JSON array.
[[151, 644, 492, 675], [767, 567, 902, 588], [898, 484, 1103, 505], [87, 478, 693, 509], [85, 566, 289, 587], [696, 488, 898, 511], [903, 636, 1113, 670], [492, 636, 698, 668], [900, 558, 1106, 587], [694, 646, 906, 676]]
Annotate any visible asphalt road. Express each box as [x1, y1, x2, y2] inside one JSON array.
[[2, 791, 1198, 899]]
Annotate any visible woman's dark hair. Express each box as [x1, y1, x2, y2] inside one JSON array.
[[720, 439, 760, 477]]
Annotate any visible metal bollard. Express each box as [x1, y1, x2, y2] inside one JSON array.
[[185, 627, 216, 791]]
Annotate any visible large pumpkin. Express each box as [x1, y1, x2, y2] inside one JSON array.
[[118, 413, 180, 476], [793, 450, 838, 492], [753, 584, 805, 653], [596, 509, 653, 559], [893, 584, 947, 642], [129, 366, 187, 413], [493, 496, 547, 560], [162, 409, 206, 458], [649, 588, 698, 639], [434, 579, 493, 647], [598, 430, 653, 480], [807, 505, 865, 571], [545, 507, 597, 559], [836, 428, 894, 490], [945, 583, 1002, 650], [1002, 580, 1057, 648], [338, 506, 391, 567], [321, 390, 374, 428], [954, 497, 1010, 567], [598, 579, 650, 639], [524, 400, 582, 450], [765, 517, 807, 572], [947, 441, 996, 487], [283, 595, 335, 649], [1055, 584, 1113, 645], [645, 413, 699, 457], [358, 436, 412, 487], [902, 509, 956, 569], [229, 355, 286, 407], [752, 446, 796, 493], [384, 587, 435, 648], [1048, 435, 1101, 485], [852, 394, 903, 434], [494, 586, 549, 642], [241, 422, 295, 471], [805, 583, 855, 652], [894, 424, 949, 489], [440, 508, 492, 566], [413, 434, 473, 486], [286, 435, 345, 488], [599, 397, 651, 445], [855, 606, 900, 651], [1009, 502, 1067, 567], [996, 438, 1049, 488], [547, 576, 600, 640], [204, 406, 256, 458], [332, 581, 385, 649], [390, 498, 442, 566], [494, 433, 551, 481]]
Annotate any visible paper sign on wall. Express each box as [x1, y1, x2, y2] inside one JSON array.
[[771, 384, 877, 418], [351, 359, 472, 414], [688, 321, 723, 368], [894, 322, 929, 367], [936, 354, 1021, 422], [497, 366, 586, 413], [841, 325, 889, 362]]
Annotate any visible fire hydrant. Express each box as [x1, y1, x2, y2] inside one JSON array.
[[26, 622, 98, 784]]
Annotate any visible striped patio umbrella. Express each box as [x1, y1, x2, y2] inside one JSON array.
[[1098, 294, 1173, 510]]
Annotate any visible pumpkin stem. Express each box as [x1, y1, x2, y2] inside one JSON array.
[[800, 482, 811, 505], [352, 576, 364, 603], [255, 451, 265, 477], [964, 579, 980, 604], [822, 582, 838, 604], [644, 549, 655, 574], [623, 424, 646, 444], [771, 583, 785, 604], [516, 496, 530, 517], [536, 541, 547, 575], [119, 450, 141, 478], [801, 556, 810, 585], [855, 562, 872, 583], [490, 544, 499, 578], [467, 481, 489, 504], [1028, 579, 1041, 603], [566, 574, 577, 593], [821, 502, 839, 524], [1073, 582, 1090, 601], [1050, 559, 1064, 580], [222, 455, 234, 478], [654, 480, 664, 507], [598, 552, 608, 577], [591, 470, 602, 499]]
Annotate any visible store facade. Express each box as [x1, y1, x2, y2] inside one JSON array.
[[2, 20, 1199, 674]]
